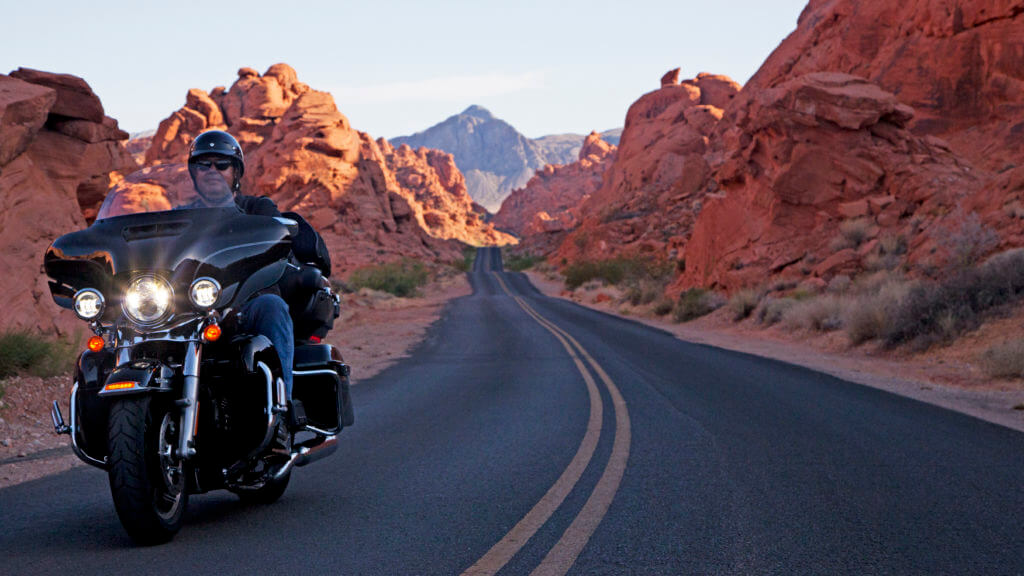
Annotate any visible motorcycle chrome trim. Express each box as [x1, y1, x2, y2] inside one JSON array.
[[69, 382, 108, 470], [292, 368, 341, 377], [272, 434, 338, 481], [275, 377, 287, 413], [51, 401, 70, 435], [246, 360, 279, 461], [177, 340, 201, 459]]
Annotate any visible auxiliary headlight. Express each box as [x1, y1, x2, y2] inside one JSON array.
[[189, 278, 221, 309], [73, 288, 104, 320], [123, 275, 173, 325]]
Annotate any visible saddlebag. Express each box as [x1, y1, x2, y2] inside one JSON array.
[[291, 344, 353, 434]]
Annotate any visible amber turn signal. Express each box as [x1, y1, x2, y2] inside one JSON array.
[[202, 324, 222, 342], [104, 381, 136, 391], [87, 336, 105, 352]]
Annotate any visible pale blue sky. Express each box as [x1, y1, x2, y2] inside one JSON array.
[[3, 0, 808, 139]]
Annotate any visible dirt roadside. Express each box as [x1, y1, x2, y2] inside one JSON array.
[[523, 270, 1024, 434], [0, 274, 471, 490]]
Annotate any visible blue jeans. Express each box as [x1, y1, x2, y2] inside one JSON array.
[[239, 294, 293, 400]]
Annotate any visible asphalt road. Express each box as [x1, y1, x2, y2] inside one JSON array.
[[2, 247, 1023, 575]]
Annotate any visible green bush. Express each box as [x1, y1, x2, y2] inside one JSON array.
[[348, 259, 430, 297], [0, 330, 79, 380], [505, 252, 540, 272], [672, 288, 722, 322], [979, 339, 1024, 379], [453, 247, 477, 272], [563, 257, 666, 291]]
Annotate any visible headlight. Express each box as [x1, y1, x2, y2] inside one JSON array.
[[73, 288, 104, 320], [123, 275, 173, 325], [189, 278, 220, 309]]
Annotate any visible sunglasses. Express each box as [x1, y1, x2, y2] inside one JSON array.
[[194, 159, 234, 172]]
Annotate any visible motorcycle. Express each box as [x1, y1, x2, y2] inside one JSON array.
[[44, 187, 354, 544]]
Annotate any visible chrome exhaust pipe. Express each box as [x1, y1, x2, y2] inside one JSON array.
[[272, 434, 338, 480]]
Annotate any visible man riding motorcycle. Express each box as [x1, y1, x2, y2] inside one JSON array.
[[186, 130, 301, 434], [46, 127, 349, 544]]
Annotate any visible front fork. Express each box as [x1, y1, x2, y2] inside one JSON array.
[[178, 340, 201, 460]]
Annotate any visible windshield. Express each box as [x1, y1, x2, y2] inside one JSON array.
[[96, 164, 238, 221]]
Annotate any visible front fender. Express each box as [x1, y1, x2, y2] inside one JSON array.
[[98, 361, 175, 397]]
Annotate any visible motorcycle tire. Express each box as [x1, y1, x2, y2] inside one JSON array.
[[107, 395, 189, 545]]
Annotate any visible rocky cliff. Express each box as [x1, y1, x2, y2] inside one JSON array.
[[0, 69, 137, 334], [525, 0, 1024, 295], [743, 0, 1024, 173], [551, 72, 741, 267], [391, 105, 620, 212]]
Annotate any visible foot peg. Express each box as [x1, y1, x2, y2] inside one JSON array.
[[286, 400, 307, 431]]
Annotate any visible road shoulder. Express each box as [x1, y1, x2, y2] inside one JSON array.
[[522, 270, 1024, 434]]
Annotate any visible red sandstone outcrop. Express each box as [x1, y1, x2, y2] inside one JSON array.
[[743, 0, 1024, 172], [0, 69, 137, 335], [492, 131, 616, 252], [135, 64, 511, 273], [550, 73, 740, 265], [382, 141, 516, 246], [678, 72, 980, 291]]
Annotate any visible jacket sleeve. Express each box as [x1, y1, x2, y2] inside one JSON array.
[[282, 211, 332, 277]]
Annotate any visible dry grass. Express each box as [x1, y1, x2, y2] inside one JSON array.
[[728, 288, 764, 322], [782, 294, 845, 332], [979, 339, 1024, 379]]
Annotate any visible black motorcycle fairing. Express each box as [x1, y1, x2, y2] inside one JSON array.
[[44, 208, 292, 318]]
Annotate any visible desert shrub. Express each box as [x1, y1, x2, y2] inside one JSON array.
[[348, 259, 429, 297], [626, 280, 665, 306], [728, 288, 764, 321], [0, 330, 78, 379], [653, 298, 674, 316], [843, 275, 916, 344], [980, 339, 1024, 379], [757, 296, 797, 326], [831, 217, 874, 251], [827, 275, 852, 294], [453, 246, 477, 272], [672, 288, 723, 322], [782, 295, 844, 332], [564, 256, 667, 291], [883, 248, 1024, 347], [935, 210, 999, 271], [504, 251, 541, 272]]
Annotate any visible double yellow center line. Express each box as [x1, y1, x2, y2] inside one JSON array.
[[462, 273, 631, 576]]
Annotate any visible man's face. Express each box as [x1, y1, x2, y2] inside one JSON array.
[[192, 155, 236, 205]]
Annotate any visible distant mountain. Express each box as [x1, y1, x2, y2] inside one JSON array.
[[391, 105, 620, 212]]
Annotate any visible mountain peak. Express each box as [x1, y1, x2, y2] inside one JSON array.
[[460, 105, 494, 120]]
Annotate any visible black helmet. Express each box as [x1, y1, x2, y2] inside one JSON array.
[[188, 130, 244, 191]]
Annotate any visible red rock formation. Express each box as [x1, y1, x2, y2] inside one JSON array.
[[550, 73, 740, 266], [743, 0, 1024, 172], [137, 64, 511, 273], [382, 141, 516, 246], [492, 131, 616, 253], [678, 72, 980, 291], [0, 70, 136, 335]]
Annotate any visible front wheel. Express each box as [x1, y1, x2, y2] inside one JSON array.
[[107, 396, 188, 545]]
